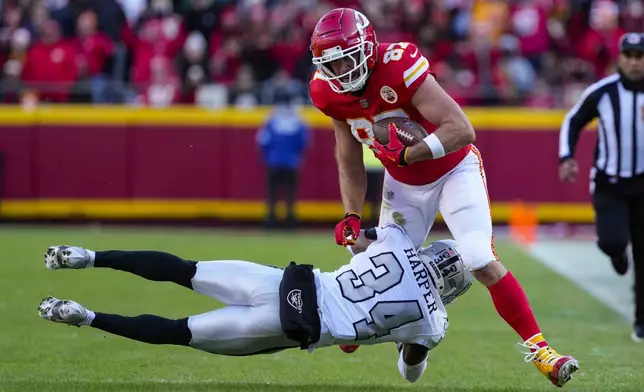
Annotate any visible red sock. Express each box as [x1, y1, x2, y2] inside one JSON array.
[[488, 272, 547, 348]]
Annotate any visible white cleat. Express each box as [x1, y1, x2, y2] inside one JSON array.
[[38, 296, 90, 326], [45, 246, 93, 270]]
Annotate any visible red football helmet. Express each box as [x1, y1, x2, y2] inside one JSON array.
[[310, 8, 378, 93]]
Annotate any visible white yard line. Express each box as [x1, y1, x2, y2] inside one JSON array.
[[526, 240, 634, 323]]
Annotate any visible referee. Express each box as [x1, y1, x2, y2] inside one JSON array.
[[558, 32, 644, 342]]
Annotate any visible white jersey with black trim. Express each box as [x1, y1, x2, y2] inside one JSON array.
[[313, 225, 448, 349]]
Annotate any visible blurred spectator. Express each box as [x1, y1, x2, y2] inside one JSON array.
[[208, 6, 242, 83], [622, 0, 644, 32], [270, 28, 308, 78], [209, 36, 242, 84], [579, 0, 625, 78], [77, 0, 128, 42], [561, 57, 596, 108], [140, 55, 180, 107], [0, 0, 640, 108], [260, 68, 306, 105], [0, 5, 25, 64], [228, 64, 258, 109], [256, 94, 310, 229], [240, 33, 278, 83], [177, 30, 208, 103], [26, 2, 50, 38], [117, 0, 147, 26], [433, 60, 474, 107], [524, 77, 555, 108], [21, 19, 77, 103], [470, 0, 509, 44], [458, 22, 503, 105], [2, 27, 29, 102], [121, 0, 186, 93], [74, 10, 114, 103], [509, 0, 551, 71], [181, 0, 220, 43], [42, 0, 76, 38], [495, 34, 537, 104]]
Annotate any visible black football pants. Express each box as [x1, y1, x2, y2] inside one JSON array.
[[266, 167, 298, 226], [593, 184, 644, 325]]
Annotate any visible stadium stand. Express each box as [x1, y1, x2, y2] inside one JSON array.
[[0, 0, 641, 108]]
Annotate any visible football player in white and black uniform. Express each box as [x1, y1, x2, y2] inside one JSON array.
[[316, 225, 448, 348], [37, 224, 472, 382]]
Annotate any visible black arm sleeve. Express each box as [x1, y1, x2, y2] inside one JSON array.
[[559, 85, 604, 161]]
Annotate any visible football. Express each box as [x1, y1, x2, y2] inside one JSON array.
[[339, 344, 360, 354], [372, 117, 428, 147]]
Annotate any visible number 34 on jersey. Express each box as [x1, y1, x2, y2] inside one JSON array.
[[316, 227, 448, 348]]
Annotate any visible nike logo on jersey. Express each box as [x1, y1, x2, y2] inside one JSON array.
[[410, 48, 418, 58]]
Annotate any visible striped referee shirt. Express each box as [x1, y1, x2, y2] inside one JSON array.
[[559, 73, 644, 178]]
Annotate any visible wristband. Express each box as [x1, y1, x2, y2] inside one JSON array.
[[345, 212, 361, 219], [423, 133, 446, 159], [401, 147, 409, 166]]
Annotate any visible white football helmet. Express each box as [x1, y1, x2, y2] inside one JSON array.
[[418, 239, 473, 306]]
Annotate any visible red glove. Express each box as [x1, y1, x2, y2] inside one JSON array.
[[372, 122, 409, 168], [334, 212, 361, 246]]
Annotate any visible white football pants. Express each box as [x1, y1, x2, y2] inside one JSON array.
[[379, 147, 499, 271], [187, 260, 299, 355]]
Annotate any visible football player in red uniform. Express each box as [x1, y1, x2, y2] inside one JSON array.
[[309, 8, 579, 387]]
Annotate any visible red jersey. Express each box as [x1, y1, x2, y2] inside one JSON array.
[[310, 42, 470, 186]]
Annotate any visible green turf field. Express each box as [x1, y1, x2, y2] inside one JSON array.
[[0, 225, 641, 392]]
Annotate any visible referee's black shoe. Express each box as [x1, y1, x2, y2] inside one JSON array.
[[610, 252, 629, 275]]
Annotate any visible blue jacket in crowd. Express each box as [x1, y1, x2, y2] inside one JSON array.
[[256, 106, 310, 169]]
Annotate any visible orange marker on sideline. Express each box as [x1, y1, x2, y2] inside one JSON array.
[[509, 201, 537, 246]]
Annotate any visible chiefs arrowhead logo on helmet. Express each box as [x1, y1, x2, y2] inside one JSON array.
[[310, 8, 379, 93]]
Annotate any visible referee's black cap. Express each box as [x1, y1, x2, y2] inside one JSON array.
[[619, 32, 644, 53]]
